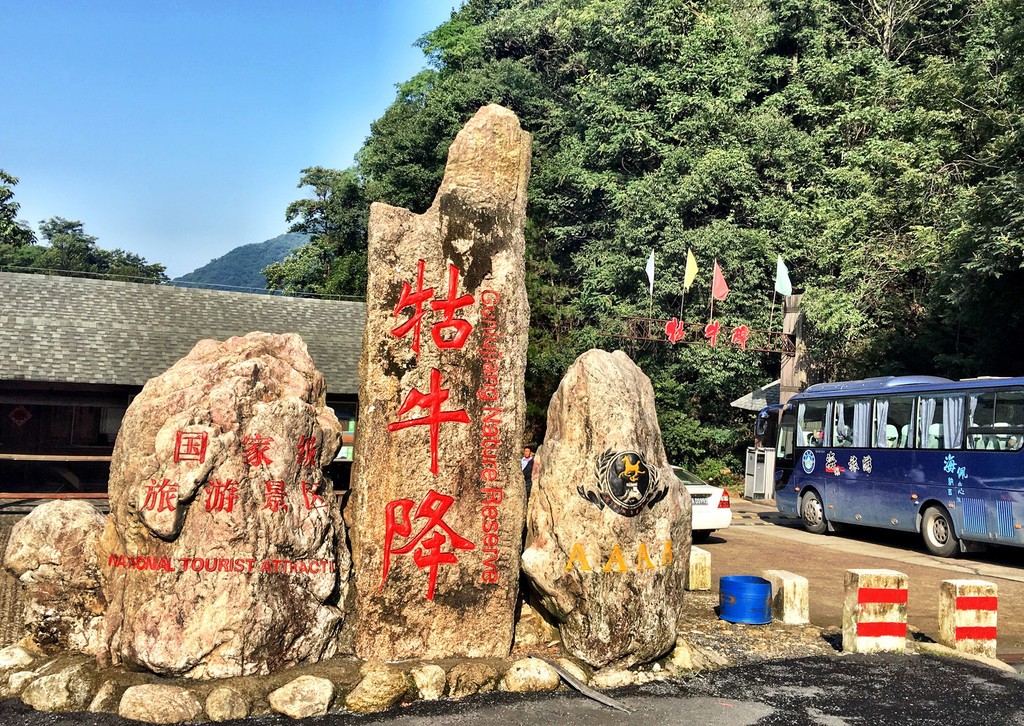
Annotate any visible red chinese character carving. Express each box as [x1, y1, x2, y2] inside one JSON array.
[[243, 435, 274, 467], [704, 320, 721, 347], [391, 258, 434, 359], [379, 489, 475, 601], [262, 481, 288, 512], [174, 431, 208, 464], [205, 479, 239, 513], [143, 479, 178, 512], [387, 368, 470, 475], [665, 318, 685, 342], [297, 435, 318, 468], [730, 324, 750, 350], [301, 481, 328, 510], [430, 263, 475, 349]]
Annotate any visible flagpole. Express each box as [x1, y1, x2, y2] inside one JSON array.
[[769, 290, 778, 332], [648, 279, 653, 340]]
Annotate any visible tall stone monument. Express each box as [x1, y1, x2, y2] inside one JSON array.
[[522, 349, 692, 668], [350, 104, 531, 660], [98, 332, 350, 678]]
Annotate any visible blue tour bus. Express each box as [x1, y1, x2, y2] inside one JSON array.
[[758, 375, 1024, 557]]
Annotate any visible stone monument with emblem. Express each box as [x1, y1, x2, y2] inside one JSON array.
[[521, 349, 692, 668], [349, 104, 531, 660]]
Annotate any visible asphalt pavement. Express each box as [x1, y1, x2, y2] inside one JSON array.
[[716, 498, 1024, 659], [1, 654, 1020, 725]]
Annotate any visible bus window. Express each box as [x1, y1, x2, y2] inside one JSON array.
[[834, 399, 871, 448], [777, 418, 795, 460], [967, 390, 1024, 451], [797, 401, 828, 447], [873, 397, 914, 448], [917, 395, 965, 450]]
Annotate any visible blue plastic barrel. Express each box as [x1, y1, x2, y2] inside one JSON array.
[[718, 575, 772, 624]]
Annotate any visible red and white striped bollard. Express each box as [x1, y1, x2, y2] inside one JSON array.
[[842, 569, 909, 654]]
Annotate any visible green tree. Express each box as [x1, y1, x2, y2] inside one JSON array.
[[925, 0, 1024, 376], [0, 169, 37, 254], [37, 217, 100, 271], [264, 167, 368, 297], [31, 217, 167, 283]]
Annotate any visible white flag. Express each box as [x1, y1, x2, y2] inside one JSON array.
[[775, 254, 793, 296], [645, 250, 655, 297]]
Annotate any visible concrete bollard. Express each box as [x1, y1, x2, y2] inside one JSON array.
[[687, 546, 711, 591], [938, 579, 997, 658], [842, 569, 908, 654], [762, 569, 809, 625]]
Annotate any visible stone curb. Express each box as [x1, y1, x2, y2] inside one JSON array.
[[911, 640, 1019, 674]]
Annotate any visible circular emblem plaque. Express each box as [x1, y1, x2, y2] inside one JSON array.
[[578, 449, 668, 517], [801, 450, 816, 474]]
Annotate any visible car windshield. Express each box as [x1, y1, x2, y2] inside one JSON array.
[[671, 467, 706, 486]]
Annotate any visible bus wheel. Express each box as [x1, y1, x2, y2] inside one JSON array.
[[800, 490, 828, 535], [922, 506, 960, 558]]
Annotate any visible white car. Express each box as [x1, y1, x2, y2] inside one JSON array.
[[672, 466, 732, 543]]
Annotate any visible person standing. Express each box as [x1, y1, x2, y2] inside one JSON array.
[[521, 446, 534, 498]]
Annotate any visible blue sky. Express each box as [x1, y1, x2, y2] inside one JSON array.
[[1, 1, 458, 278]]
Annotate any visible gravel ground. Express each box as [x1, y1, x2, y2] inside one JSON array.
[[675, 590, 841, 666]]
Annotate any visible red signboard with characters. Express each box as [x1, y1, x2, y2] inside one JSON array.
[[387, 368, 470, 476], [143, 478, 178, 512], [296, 435, 318, 468], [301, 481, 328, 510], [174, 431, 208, 464], [380, 489, 476, 601], [731, 324, 750, 350], [205, 479, 239, 513], [262, 481, 288, 512], [704, 320, 722, 347], [243, 435, 274, 467], [430, 263, 475, 349], [391, 258, 435, 359]]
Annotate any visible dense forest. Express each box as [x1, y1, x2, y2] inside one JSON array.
[[271, 0, 1023, 477]]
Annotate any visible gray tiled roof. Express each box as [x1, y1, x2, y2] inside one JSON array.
[[0, 272, 365, 394], [730, 379, 781, 411]]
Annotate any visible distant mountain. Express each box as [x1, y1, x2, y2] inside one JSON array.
[[173, 233, 308, 292]]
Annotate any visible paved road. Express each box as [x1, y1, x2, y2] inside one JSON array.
[[3, 654, 1021, 725], [708, 499, 1024, 657]]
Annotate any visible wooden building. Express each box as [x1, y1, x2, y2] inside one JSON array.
[[0, 271, 364, 507]]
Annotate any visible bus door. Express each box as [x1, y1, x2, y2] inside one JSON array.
[[775, 407, 797, 491], [824, 398, 881, 525], [880, 396, 928, 532]]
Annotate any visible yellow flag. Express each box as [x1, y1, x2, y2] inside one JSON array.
[[683, 248, 698, 291]]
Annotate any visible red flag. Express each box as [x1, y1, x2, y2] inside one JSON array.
[[712, 260, 729, 301]]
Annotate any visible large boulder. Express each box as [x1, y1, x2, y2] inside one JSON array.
[[97, 332, 350, 678], [349, 104, 532, 659], [3, 500, 107, 655], [521, 349, 692, 668]]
